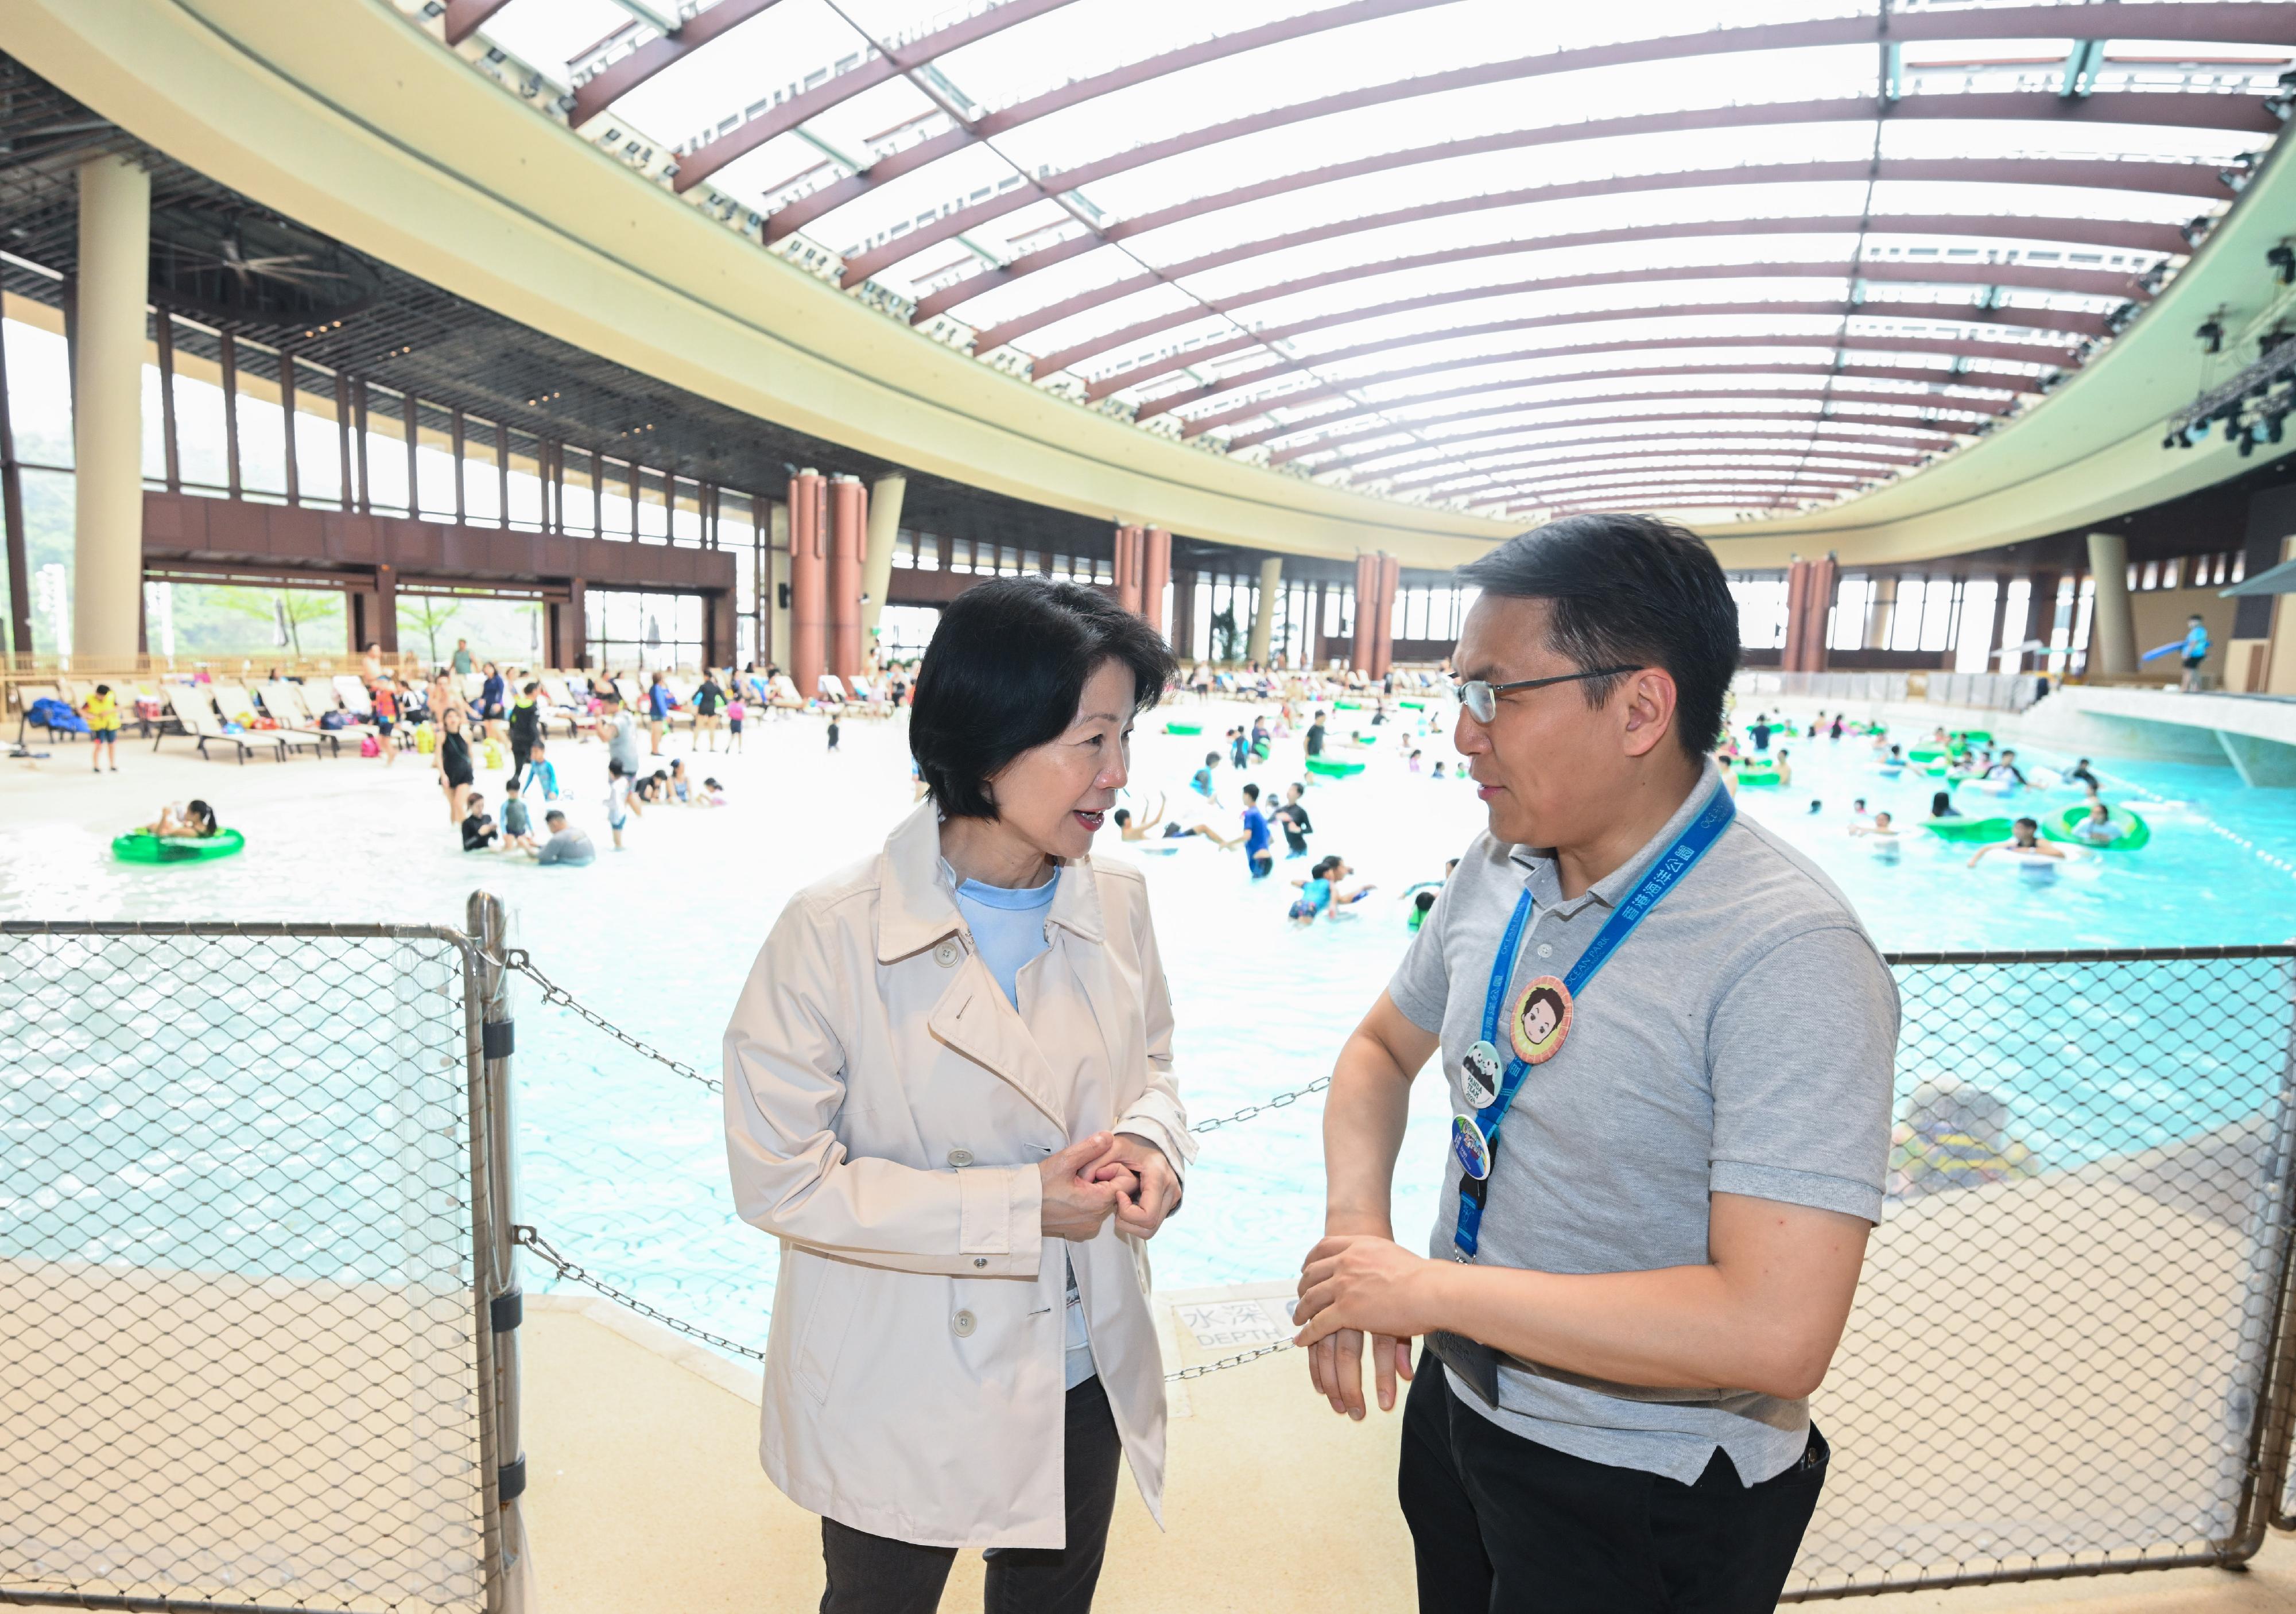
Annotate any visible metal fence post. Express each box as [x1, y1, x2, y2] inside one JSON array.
[[468, 891, 525, 1612]]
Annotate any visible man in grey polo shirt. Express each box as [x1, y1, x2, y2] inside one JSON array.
[[1294, 514, 1896, 1612]]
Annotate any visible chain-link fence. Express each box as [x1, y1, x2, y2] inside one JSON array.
[[0, 909, 525, 1614], [1786, 945, 2296, 1598]]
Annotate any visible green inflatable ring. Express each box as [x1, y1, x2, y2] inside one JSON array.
[[1398, 699, 1426, 709], [2041, 805, 2150, 851], [1306, 757, 1366, 778], [1736, 763, 1781, 787], [1924, 816, 2013, 843], [1333, 699, 1365, 710], [1907, 747, 1945, 763], [1165, 721, 1202, 735], [113, 828, 246, 864], [1960, 730, 1994, 745]]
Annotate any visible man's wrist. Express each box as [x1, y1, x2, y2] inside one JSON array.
[[1324, 1206, 1394, 1239]]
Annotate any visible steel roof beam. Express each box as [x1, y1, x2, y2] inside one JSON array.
[[443, 0, 518, 46], [949, 152, 2202, 342], [571, 0, 786, 127], [791, 2, 2292, 264], [673, 0, 1084, 195], [1467, 474, 1876, 504], [842, 82, 2276, 289], [1214, 355, 2043, 447], [1157, 321, 2082, 432], [1468, 453, 1895, 484], [1472, 478, 1876, 506], [1289, 398, 1992, 470], [1338, 413, 1968, 477], [762, 0, 1472, 236], [965, 209, 2182, 360], [1084, 271, 2122, 397], [1383, 436, 1930, 491]]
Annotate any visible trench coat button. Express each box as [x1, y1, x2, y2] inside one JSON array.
[[952, 1309, 977, 1337], [948, 1148, 975, 1168], [974, 1258, 988, 1268], [933, 941, 960, 968]]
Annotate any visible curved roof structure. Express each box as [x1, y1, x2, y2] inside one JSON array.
[[13, 0, 2294, 571], [474, 0, 2296, 518]]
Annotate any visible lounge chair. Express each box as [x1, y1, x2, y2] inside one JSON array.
[[537, 677, 598, 740], [213, 681, 328, 758], [256, 681, 347, 756], [158, 685, 282, 763]]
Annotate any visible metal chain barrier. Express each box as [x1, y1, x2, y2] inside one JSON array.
[[1168, 1341, 1294, 1381], [504, 948, 722, 1093], [516, 1221, 1287, 1382], [1188, 1076, 1331, 1134], [513, 1224, 763, 1361], [506, 944, 1331, 1130]]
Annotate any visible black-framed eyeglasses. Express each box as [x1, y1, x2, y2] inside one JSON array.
[[1453, 667, 1640, 723]]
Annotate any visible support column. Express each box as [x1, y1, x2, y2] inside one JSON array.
[[2085, 531, 2136, 677], [1372, 553, 1401, 677], [1351, 553, 1376, 670], [373, 562, 398, 657], [1170, 567, 1196, 660], [70, 154, 150, 664], [1782, 555, 1837, 673], [828, 475, 867, 684], [788, 469, 827, 696], [0, 312, 32, 664], [564, 577, 588, 669], [1142, 527, 1172, 639], [2020, 571, 2061, 673], [1247, 554, 1283, 665], [1113, 525, 1143, 615], [767, 498, 789, 670], [861, 472, 906, 651], [705, 590, 737, 672]]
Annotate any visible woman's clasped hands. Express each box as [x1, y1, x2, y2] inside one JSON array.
[[1038, 1131, 1182, 1240]]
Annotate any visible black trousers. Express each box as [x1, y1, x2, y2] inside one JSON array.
[[819, 1376, 1122, 1614], [1400, 1350, 1825, 1613]]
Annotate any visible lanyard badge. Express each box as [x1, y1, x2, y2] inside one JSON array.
[[1450, 786, 1735, 1236]]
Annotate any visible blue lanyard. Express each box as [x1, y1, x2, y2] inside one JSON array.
[[1454, 785, 1735, 1258]]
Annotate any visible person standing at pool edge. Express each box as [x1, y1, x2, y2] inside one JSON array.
[[1294, 513, 1896, 1613], [724, 577, 1191, 1612]]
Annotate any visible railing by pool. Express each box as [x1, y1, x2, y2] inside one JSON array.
[[0, 898, 527, 1614], [3, 903, 2293, 1608]]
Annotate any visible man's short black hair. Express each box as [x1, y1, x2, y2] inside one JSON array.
[[1455, 513, 1739, 756], [912, 577, 1176, 820]]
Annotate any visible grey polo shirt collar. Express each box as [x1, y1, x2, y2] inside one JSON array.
[[1504, 758, 1727, 920]]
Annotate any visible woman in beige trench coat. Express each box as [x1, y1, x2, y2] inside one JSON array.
[[724, 578, 1192, 1613]]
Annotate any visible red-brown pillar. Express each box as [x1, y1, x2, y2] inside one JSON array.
[[1112, 525, 1142, 615], [828, 474, 867, 684], [1350, 553, 1376, 670], [1372, 553, 1401, 677], [1141, 527, 1172, 637], [788, 469, 827, 697], [565, 576, 588, 669]]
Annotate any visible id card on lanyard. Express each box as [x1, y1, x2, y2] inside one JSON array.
[[1429, 786, 1735, 1403]]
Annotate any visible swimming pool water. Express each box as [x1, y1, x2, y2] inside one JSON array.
[[5, 696, 2295, 1352]]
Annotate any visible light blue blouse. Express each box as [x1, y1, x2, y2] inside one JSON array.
[[948, 863, 1096, 1391]]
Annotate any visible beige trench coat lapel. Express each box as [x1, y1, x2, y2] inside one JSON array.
[[877, 801, 1085, 1133]]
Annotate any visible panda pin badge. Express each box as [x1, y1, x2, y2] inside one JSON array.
[[1459, 1039, 1503, 1109]]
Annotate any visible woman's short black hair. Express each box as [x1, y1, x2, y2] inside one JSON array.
[[912, 577, 1176, 819], [1456, 513, 1739, 756]]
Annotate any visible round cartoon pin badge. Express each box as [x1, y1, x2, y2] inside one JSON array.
[[1508, 975, 1574, 1065], [1452, 1113, 1492, 1180]]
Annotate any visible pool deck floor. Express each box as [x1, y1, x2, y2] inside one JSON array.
[[521, 1293, 2296, 1614]]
